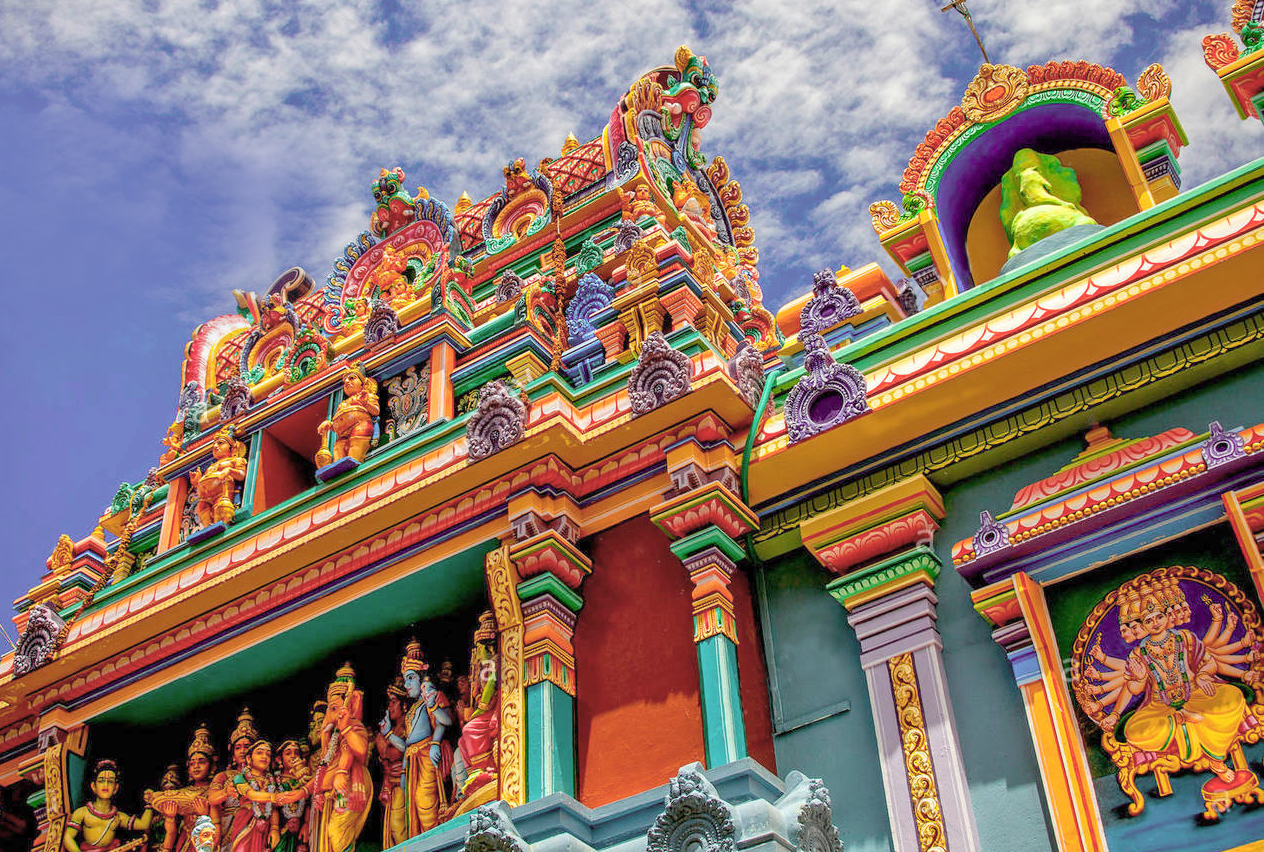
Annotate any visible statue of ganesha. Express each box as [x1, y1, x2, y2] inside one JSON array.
[[189, 427, 248, 529], [999, 148, 1098, 259], [315, 363, 378, 470]]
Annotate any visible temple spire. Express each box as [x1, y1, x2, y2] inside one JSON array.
[[941, 0, 991, 64]]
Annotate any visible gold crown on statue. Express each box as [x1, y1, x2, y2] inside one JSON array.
[[327, 662, 356, 699], [229, 707, 259, 747], [188, 723, 215, 759], [400, 638, 428, 675]]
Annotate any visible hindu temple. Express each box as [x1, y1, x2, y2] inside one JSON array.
[[3, 4, 1264, 852]]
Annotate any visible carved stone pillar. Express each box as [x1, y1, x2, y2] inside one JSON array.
[[507, 495, 590, 799], [801, 475, 980, 852], [651, 443, 757, 768]]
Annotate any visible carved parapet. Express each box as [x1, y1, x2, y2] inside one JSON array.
[[1202, 21, 1264, 121], [648, 764, 737, 852]]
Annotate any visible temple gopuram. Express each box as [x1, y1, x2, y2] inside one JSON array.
[[3, 4, 1264, 852]]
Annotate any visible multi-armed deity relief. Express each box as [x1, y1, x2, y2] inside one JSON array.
[[88, 610, 501, 852], [1070, 566, 1264, 822]]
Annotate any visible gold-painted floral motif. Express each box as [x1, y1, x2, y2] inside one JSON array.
[[888, 653, 947, 852]]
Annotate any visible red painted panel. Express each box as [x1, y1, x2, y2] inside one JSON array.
[[575, 516, 705, 807]]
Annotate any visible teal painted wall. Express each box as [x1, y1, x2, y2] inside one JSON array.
[[760, 356, 1264, 852], [758, 551, 894, 852]]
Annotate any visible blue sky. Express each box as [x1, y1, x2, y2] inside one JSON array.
[[0, 0, 1259, 630]]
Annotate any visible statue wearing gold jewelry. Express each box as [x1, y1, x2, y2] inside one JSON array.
[[189, 428, 248, 528], [1000, 148, 1097, 259], [64, 760, 154, 852], [281, 665, 372, 852], [149, 725, 217, 852], [315, 364, 378, 469]]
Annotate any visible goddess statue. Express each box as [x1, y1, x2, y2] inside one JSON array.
[[272, 740, 310, 852], [315, 364, 378, 469], [63, 760, 154, 852], [149, 724, 217, 852], [283, 664, 372, 852], [223, 740, 280, 852], [999, 148, 1098, 259], [209, 709, 259, 851], [189, 428, 248, 529], [373, 678, 409, 848], [450, 611, 500, 810]]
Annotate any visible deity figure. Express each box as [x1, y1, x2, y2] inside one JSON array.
[[272, 741, 310, 852], [315, 364, 378, 469], [209, 709, 259, 851], [620, 184, 667, 226], [64, 760, 154, 852], [191, 817, 218, 852], [285, 664, 372, 852], [1079, 574, 1263, 815], [305, 702, 327, 779], [373, 678, 409, 848], [450, 611, 500, 807], [389, 640, 453, 835], [150, 724, 216, 852], [223, 740, 280, 852], [999, 148, 1098, 259], [189, 428, 248, 528], [160, 421, 185, 465]]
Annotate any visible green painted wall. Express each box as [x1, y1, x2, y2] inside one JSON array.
[[760, 346, 1264, 852], [758, 551, 894, 852]]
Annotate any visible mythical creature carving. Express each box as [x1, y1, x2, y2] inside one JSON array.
[[466, 381, 527, 461], [628, 332, 693, 416], [646, 764, 736, 852], [371, 168, 419, 239], [13, 603, 66, 676], [784, 333, 868, 443], [800, 270, 862, 336]]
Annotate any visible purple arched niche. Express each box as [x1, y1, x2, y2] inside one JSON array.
[[934, 101, 1114, 290]]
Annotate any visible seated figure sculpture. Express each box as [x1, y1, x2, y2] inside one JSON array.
[[1000, 148, 1098, 259], [64, 760, 154, 852]]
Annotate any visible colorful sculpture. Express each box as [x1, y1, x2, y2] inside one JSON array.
[[63, 760, 154, 852], [315, 364, 378, 472], [150, 724, 217, 852], [191, 816, 219, 852], [374, 678, 409, 848], [223, 740, 280, 852], [1072, 568, 1264, 819], [395, 640, 453, 835], [299, 664, 372, 852], [189, 427, 248, 530], [999, 148, 1098, 259], [450, 611, 500, 811], [160, 421, 185, 465], [209, 709, 259, 850], [272, 740, 310, 852]]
